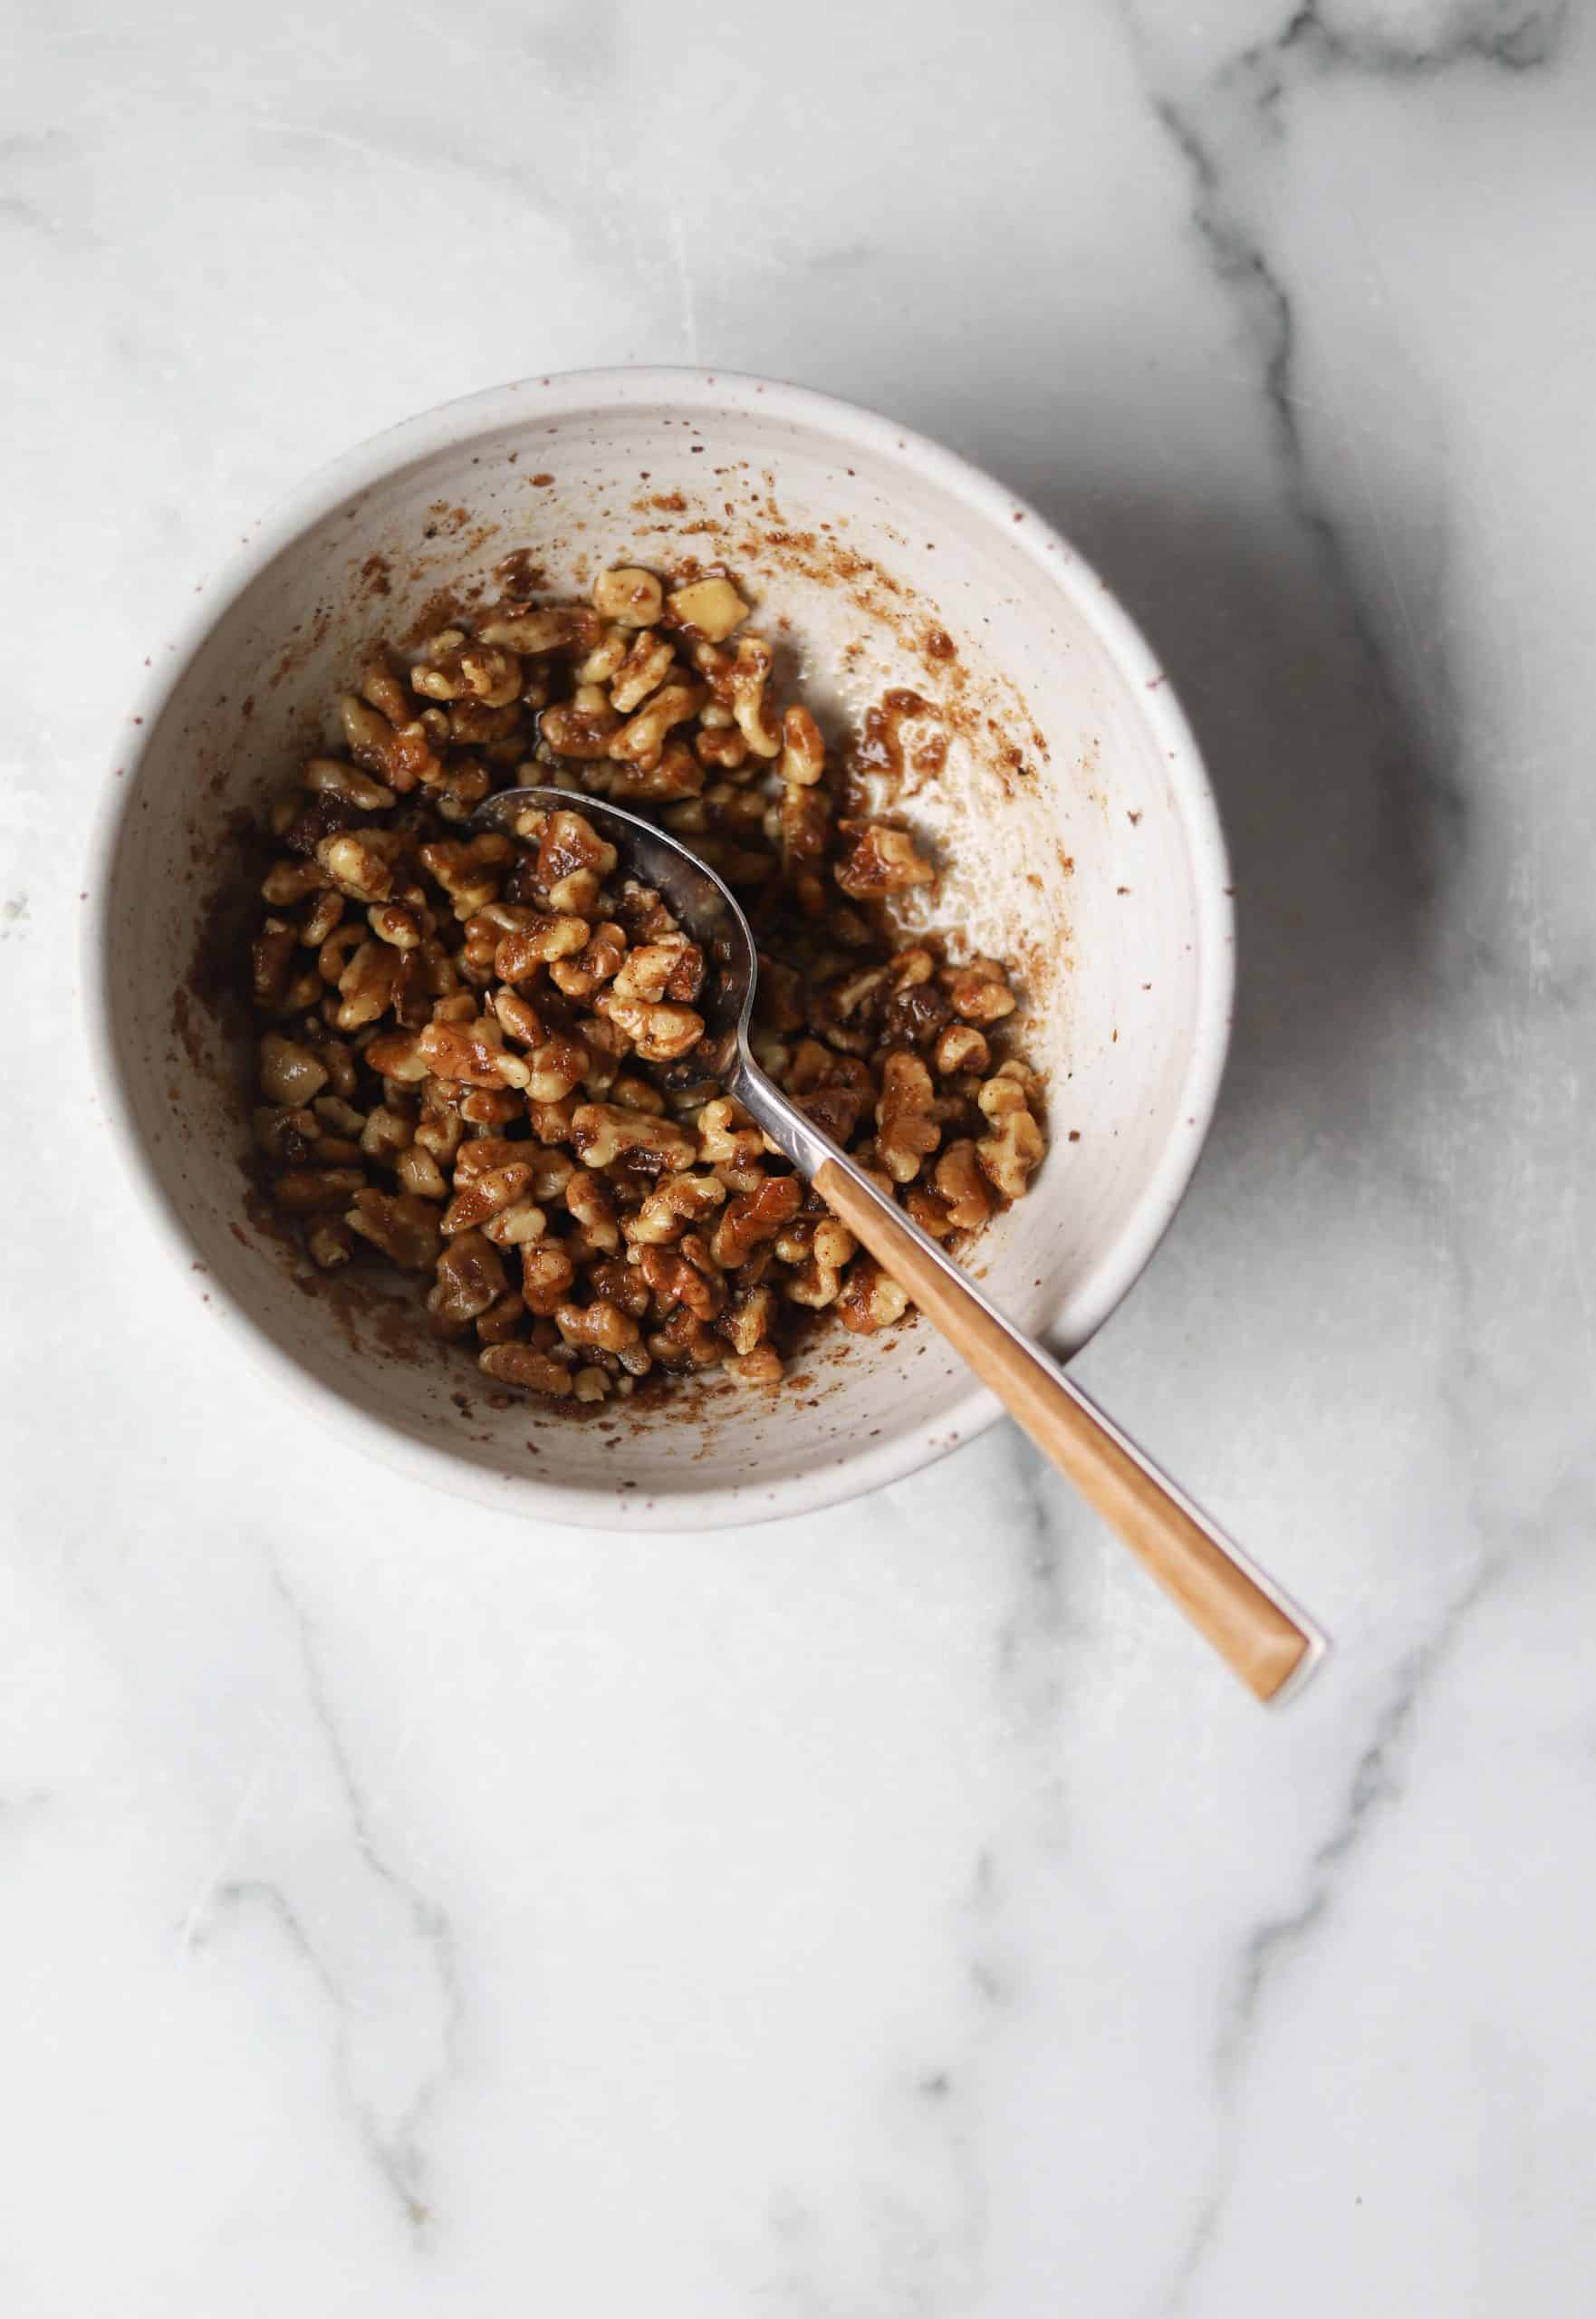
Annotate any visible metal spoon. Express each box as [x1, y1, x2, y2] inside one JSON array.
[[476, 785, 1325, 1702]]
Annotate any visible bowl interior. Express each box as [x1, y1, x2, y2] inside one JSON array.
[[100, 378, 1228, 1525]]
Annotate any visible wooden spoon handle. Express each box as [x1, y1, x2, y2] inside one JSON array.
[[815, 1160, 1320, 1702]]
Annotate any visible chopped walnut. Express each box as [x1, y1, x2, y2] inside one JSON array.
[[416, 1016, 532, 1091], [550, 920, 627, 1000], [609, 630, 677, 714], [934, 1023, 991, 1076], [623, 1171, 727, 1246], [710, 1175, 803, 1268], [441, 1160, 534, 1235], [541, 698, 620, 759], [666, 575, 748, 643], [334, 939, 402, 1032], [608, 681, 705, 770], [833, 822, 937, 901], [875, 1051, 941, 1185], [316, 832, 395, 905], [563, 1171, 620, 1255], [594, 567, 666, 629], [722, 636, 783, 757], [478, 1342, 574, 1395], [274, 1166, 365, 1214], [483, 1198, 549, 1248], [933, 1140, 993, 1231], [648, 1306, 725, 1371], [837, 1257, 911, 1334], [905, 1188, 956, 1239], [411, 636, 522, 707], [609, 745, 705, 803], [419, 833, 514, 918], [345, 1189, 443, 1271], [697, 1096, 764, 1170], [428, 1230, 509, 1333], [554, 1298, 642, 1358], [536, 809, 617, 914], [976, 1073, 1044, 1200], [494, 915, 591, 978], [338, 692, 442, 793], [943, 956, 1017, 1025], [611, 933, 705, 1005], [306, 1217, 353, 1269], [720, 1281, 778, 1354], [784, 1217, 858, 1309], [594, 989, 705, 1063], [258, 1034, 329, 1107], [476, 605, 602, 655], [570, 1102, 697, 1174], [519, 1238, 578, 1314], [363, 1027, 430, 1083], [779, 705, 826, 787], [639, 1241, 725, 1323], [396, 1144, 448, 1200], [476, 1291, 529, 1347]]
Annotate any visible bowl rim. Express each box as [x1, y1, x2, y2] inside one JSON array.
[[82, 366, 1234, 1532]]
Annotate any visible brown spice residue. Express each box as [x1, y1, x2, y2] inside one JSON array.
[[397, 586, 483, 650], [170, 987, 204, 1072], [852, 688, 936, 790], [303, 1259, 437, 1369], [495, 548, 548, 597], [361, 553, 392, 599], [243, 1183, 302, 1257], [266, 603, 333, 692], [183, 811, 262, 1046]]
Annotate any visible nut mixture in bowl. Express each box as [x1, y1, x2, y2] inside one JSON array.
[[242, 564, 1046, 1404]]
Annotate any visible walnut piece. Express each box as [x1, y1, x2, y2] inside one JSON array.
[[833, 822, 937, 901]]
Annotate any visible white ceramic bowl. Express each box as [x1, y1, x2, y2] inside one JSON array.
[[86, 370, 1232, 1529]]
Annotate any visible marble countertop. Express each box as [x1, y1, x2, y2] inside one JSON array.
[[8, 1, 1595, 2311]]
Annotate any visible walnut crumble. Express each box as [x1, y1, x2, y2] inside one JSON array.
[[239, 565, 1045, 1400]]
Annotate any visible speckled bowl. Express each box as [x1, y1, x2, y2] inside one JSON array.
[[85, 370, 1232, 1528]]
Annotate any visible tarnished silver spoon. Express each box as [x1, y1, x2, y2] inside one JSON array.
[[476, 784, 1324, 1702]]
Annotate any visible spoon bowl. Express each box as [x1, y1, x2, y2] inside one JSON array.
[[476, 784, 757, 1088]]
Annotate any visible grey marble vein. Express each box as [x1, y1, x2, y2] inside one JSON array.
[[1235, 0, 1571, 96], [190, 1551, 464, 2235], [1160, 1564, 1493, 2313], [1130, 34, 1467, 899], [992, 1451, 1076, 1738]]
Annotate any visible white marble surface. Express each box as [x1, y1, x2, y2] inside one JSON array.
[[7, 1, 1596, 2310]]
